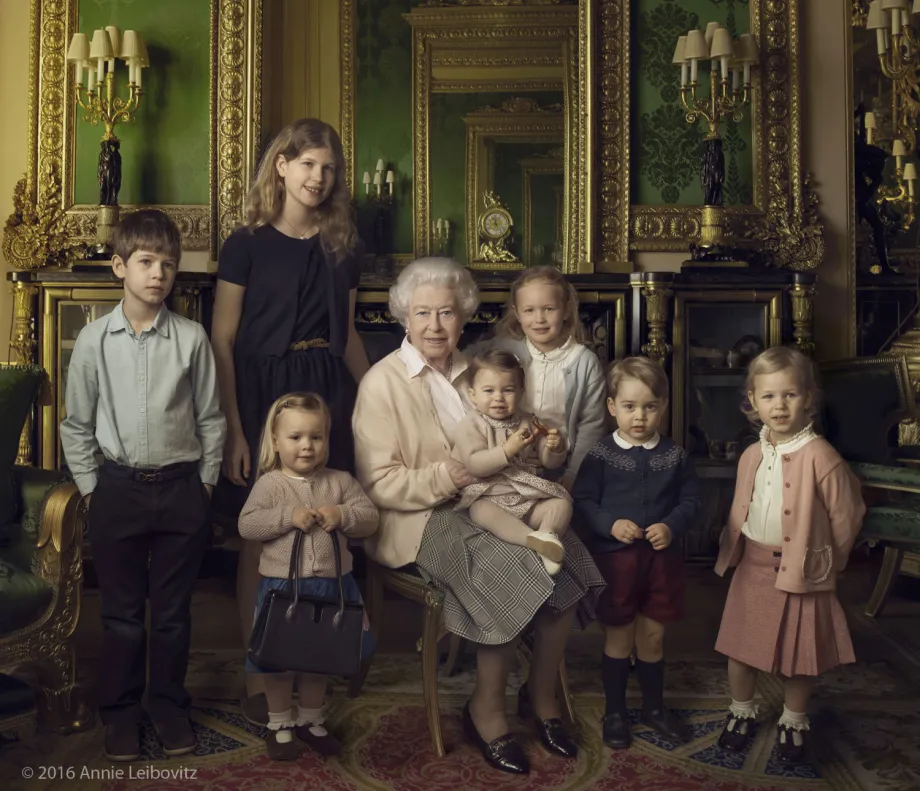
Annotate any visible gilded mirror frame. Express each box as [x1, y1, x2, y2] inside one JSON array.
[[464, 104, 564, 269], [340, 0, 597, 273], [25, 0, 262, 260], [616, 0, 823, 270]]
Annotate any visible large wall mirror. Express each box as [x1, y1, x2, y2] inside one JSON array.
[[342, 0, 601, 273], [27, 0, 262, 260]]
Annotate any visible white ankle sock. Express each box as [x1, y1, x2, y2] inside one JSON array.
[[777, 705, 809, 732], [728, 698, 759, 720], [297, 705, 328, 737], [267, 710, 296, 741]]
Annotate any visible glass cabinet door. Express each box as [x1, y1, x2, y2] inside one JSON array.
[[44, 292, 121, 470], [672, 293, 782, 480]]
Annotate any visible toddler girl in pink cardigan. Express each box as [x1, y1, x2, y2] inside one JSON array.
[[239, 392, 378, 761], [714, 348, 864, 765], [453, 349, 573, 575]]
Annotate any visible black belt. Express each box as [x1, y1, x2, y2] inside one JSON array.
[[102, 460, 198, 484]]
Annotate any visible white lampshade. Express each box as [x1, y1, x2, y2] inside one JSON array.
[[704, 21, 721, 48], [865, 111, 878, 129], [373, 172, 382, 185], [739, 33, 760, 64], [867, 0, 888, 28], [710, 28, 733, 59], [362, 172, 371, 184], [882, 0, 907, 10], [684, 29, 709, 60], [893, 139, 909, 156], [385, 170, 395, 184], [914, 0, 920, 14], [672, 36, 687, 64], [67, 33, 89, 62], [89, 28, 114, 61], [120, 30, 141, 60], [903, 162, 918, 180], [105, 26, 121, 57], [375, 158, 385, 172]]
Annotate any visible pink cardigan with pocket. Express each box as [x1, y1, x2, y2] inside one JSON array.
[[714, 437, 865, 594]]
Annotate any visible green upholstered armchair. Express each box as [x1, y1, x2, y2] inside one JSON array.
[[0, 365, 91, 733], [820, 355, 920, 617]]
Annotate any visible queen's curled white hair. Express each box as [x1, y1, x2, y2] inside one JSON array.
[[388, 257, 480, 328]]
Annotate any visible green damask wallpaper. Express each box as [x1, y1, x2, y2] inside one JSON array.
[[355, 0, 414, 254], [74, 0, 211, 207], [632, 0, 753, 206]]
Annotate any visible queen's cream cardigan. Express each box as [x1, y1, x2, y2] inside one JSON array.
[[353, 349, 470, 567]]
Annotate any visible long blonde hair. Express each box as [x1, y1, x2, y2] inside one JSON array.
[[245, 118, 357, 261], [495, 266, 584, 343], [256, 392, 333, 477]]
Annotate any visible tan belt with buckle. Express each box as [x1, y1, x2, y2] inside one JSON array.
[[289, 339, 331, 351]]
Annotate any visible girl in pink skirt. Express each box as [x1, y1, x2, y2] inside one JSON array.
[[714, 347, 865, 764]]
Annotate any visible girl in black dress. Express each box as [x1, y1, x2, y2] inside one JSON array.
[[211, 118, 370, 722]]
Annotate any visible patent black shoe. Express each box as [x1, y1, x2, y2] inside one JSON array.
[[776, 724, 808, 764], [718, 714, 754, 752], [640, 706, 688, 743], [462, 702, 530, 775], [536, 717, 578, 758], [154, 716, 196, 756], [601, 710, 632, 750]]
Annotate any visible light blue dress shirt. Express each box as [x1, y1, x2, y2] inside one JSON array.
[[61, 301, 226, 496]]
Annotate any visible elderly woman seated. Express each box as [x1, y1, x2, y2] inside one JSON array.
[[352, 258, 604, 775]]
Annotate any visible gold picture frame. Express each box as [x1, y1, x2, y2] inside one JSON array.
[[609, 0, 823, 270], [25, 0, 262, 260]]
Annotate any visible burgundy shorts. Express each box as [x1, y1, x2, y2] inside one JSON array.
[[593, 541, 686, 626]]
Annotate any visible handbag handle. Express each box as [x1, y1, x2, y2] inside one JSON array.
[[284, 526, 348, 631]]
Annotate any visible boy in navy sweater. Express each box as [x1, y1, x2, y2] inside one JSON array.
[[572, 357, 700, 750]]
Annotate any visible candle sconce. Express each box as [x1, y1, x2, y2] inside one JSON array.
[[672, 23, 759, 265], [361, 159, 395, 256], [67, 26, 149, 258]]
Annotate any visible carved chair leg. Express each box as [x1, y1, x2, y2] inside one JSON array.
[[865, 544, 905, 618], [36, 644, 93, 734], [348, 564, 386, 698], [442, 633, 463, 677], [421, 598, 446, 757]]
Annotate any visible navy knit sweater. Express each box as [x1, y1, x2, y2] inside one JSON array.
[[571, 434, 701, 555]]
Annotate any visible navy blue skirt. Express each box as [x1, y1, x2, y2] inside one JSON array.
[[245, 573, 375, 674]]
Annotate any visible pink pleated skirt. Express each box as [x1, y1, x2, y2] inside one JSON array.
[[714, 537, 855, 676]]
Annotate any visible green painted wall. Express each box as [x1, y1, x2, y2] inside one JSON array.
[[632, 0, 753, 206], [355, 0, 414, 253], [74, 0, 211, 207]]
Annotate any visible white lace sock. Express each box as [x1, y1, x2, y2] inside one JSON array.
[[777, 706, 810, 747], [727, 698, 758, 733], [297, 705, 329, 737], [267, 710, 296, 742]]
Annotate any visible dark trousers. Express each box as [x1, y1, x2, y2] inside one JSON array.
[[88, 461, 211, 725]]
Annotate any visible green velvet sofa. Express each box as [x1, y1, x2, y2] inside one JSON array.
[[0, 365, 91, 733], [820, 355, 920, 617]]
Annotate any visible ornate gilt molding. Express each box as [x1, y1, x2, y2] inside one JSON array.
[[597, 0, 630, 267], [624, 0, 824, 270], [406, 5, 584, 269], [341, 0, 357, 195], [463, 103, 564, 267], [24, 0, 261, 262]]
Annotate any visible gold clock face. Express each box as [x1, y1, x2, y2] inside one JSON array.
[[481, 209, 511, 240]]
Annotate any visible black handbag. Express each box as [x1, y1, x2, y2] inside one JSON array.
[[247, 529, 365, 677]]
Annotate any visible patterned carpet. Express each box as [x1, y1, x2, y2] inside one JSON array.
[[5, 607, 920, 791]]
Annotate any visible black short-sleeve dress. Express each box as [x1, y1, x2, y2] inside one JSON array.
[[217, 225, 361, 489]]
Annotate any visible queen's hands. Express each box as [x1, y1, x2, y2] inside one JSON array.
[[446, 459, 478, 489]]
